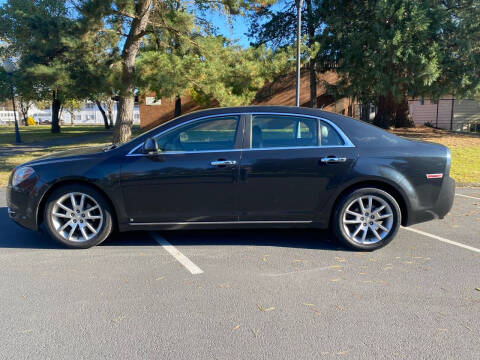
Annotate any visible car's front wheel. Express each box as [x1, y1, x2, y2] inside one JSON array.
[[43, 184, 113, 249], [332, 187, 401, 250]]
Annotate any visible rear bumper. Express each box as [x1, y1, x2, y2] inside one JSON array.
[[406, 176, 455, 226]]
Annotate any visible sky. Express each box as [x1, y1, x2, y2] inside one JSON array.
[[0, 0, 257, 47], [210, 14, 251, 47]]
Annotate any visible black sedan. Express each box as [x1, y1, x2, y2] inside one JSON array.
[[7, 106, 455, 250]]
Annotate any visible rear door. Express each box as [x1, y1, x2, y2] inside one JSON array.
[[237, 113, 357, 222]]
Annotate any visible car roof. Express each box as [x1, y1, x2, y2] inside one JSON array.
[[132, 105, 404, 150], [177, 105, 330, 119]]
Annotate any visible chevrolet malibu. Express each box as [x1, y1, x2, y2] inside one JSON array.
[[7, 106, 455, 250]]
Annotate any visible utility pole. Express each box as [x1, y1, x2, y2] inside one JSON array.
[[295, 0, 304, 107]]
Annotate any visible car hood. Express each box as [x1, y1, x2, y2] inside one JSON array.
[[25, 146, 107, 166]]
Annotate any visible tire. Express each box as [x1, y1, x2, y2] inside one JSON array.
[[43, 184, 113, 249], [332, 187, 401, 251]]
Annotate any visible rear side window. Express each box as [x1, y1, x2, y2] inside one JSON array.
[[251, 115, 318, 149], [155, 116, 239, 152], [320, 120, 345, 146]]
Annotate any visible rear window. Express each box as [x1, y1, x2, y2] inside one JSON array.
[[251, 115, 318, 149], [320, 120, 345, 146]]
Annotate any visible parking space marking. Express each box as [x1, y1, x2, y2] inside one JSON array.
[[402, 227, 480, 253], [455, 193, 480, 201], [150, 233, 204, 275]]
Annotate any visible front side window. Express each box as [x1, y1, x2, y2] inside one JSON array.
[[155, 116, 239, 152], [251, 115, 318, 149]]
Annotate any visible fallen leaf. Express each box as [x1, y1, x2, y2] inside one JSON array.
[[233, 325, 241, 330], [304, 303, 316, 307], [262, 255, 269, 262], [335, 257, 346, 262], [330, 278, 341, 282], [257, 304, 275, 312], [476, 288, 480, 291], [155, 276, 165, 281], [328, 265, 343, 269]]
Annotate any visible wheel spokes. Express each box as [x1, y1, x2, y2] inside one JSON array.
[[343, 194, 394, 245], [56, 202, 73, 213], [52, 192, 104, 243]]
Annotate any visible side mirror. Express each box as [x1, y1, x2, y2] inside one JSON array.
[[142, 137, 160, 155]]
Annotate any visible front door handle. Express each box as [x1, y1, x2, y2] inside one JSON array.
[[211, 160, 237, 166], [320, 157, 347, 164]]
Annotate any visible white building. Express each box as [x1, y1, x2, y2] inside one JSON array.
[[0, 101, 140, 125], [0, 107, 19, 125]]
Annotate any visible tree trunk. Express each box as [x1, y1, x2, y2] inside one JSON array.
[[51, 90, 61, 133], [96, 100, 110, 129], [305, 0, 317, 108], [106, 99, 114, 128], [69, 110, 75, 126], [174, 95, 182, 117], [361, 103, 370, 123], [373, 94, 395, 129], [113, 0, 153, 144], [114, 96, 134, 143], [19, 99, 29, 126], [394, 97, 415, 128], [373, 94, 415, 129]]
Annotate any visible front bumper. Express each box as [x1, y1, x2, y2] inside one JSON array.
[[7, 179, 46, 231]]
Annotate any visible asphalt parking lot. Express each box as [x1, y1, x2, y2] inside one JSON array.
[[0, 188, 479, 359]]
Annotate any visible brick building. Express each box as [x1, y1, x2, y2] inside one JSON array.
[[139, 69, 359, 130]]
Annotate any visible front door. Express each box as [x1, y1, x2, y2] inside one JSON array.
[[237, 114, 357, 222], [121, 115, 243, 223]]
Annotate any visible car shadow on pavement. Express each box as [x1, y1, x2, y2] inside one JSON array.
[[0, 207, 62, 249], [1, 207, 348, 251], [148, 228, 348, 252], [0, 207, 156, 249]]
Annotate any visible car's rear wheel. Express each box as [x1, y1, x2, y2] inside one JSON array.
[[332, 187, 401, 250], [43, 184, 113, 249]]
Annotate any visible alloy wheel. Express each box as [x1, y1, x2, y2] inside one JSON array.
[[51, 192, 104, 242], [342, 195, 394, 245]]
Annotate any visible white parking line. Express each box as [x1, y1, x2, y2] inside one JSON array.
[[455, 193, 480, 201], [150, 233, 204, 275], [402, 227, 480, 254]]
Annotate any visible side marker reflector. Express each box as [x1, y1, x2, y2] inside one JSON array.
[[426, 173, 443, 179]]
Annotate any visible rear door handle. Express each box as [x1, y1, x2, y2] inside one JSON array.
[[211, 160, 237, 166], [320, 157, 347, 164]]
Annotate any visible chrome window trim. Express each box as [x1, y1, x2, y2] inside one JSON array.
[[126, 111, 355, 157], [127, 113, 242, 156]]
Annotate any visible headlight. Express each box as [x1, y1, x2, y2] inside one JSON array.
[[11, 166, 35, 186]]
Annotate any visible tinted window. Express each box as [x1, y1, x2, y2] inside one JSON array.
[[155, 116, 239, 152], [251, 115, 318, 149], [320, 121, 345, 146]]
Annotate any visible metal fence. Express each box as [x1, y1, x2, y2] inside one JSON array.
[[0, 111, 20, 125]]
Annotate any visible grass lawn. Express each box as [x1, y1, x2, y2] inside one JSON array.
[[392, 127, 480, 185], [0, 125, 112, 146], [0, 126, 143, 186]]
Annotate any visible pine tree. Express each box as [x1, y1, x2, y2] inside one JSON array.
[[317, 0, 480, 128], [76, 0, 277, 143]]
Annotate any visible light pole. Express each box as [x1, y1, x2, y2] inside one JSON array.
[[2, 59, 22, 144], [295, 0, 304, 107]]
